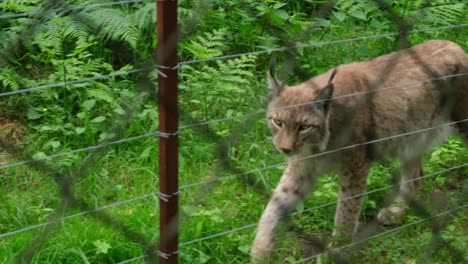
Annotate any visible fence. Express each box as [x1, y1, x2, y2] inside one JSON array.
[[0, 0, 467, 263]]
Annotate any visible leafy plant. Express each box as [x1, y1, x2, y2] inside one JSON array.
[[0, 0, 467, 263]]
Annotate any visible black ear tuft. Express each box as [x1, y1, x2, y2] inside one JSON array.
[[267, 71, 284, 101], [267, 56, 284, 101], [328, 68, 338, 83], [269, 56, 277, 75]]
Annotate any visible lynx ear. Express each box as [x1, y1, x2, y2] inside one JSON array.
[[315, 68, 337, 113], [267, 70, 284, 101], [315, 83, 334, 113]]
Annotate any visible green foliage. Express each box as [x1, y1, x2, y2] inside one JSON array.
[[396, 0, 466, 28], [29, 16, 90, 55], [179, 53, 258, 136], [84, 8, 140, 49], [0, 0, 467, 263], [336, 0, 382, 22], [181, 29, 228, 60]]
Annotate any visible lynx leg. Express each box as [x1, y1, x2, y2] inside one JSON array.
[[251, 160, 314, 262], [377, 159, 424, 226], [330, 156, 371, 248]]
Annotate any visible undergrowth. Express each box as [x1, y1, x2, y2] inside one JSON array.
[[0, 0, 467, 263]]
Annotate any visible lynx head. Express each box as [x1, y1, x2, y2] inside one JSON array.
[[266, 68, 336, 155]]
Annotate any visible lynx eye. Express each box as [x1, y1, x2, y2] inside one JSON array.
[[272, 119, 283, 128]]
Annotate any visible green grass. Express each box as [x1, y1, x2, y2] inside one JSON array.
[[1, 0, 468, 263], [1, 112, 466, 264]]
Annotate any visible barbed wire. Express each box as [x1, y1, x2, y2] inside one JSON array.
[[115, 163, 467, 264], [2, 72, 466, 172], [301, 203, 468, 262], [0, 69, 144, 98], [2, 115, 465, 246], [177, 24, 468, 67], [0, 0, 146, 20], [1, 0, 467, 262], [180, 72, 468, 130], [0, 131, 158, 170], [180, 163, 467, 246], [180, 118, 468, 190], [0, 192, 158, 240], [1, 111, 465, 245], [1, 24, 466, 98]]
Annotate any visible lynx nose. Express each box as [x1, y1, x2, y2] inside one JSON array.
[[280, 148, 292, 154]]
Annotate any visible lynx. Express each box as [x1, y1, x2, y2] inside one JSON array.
[[251, 40, 468, 261]]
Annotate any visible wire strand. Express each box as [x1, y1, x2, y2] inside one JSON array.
[[180, 118, 468, 190], [180, 72, 468, 130], [0, 131, 158, 170], [1, 24, 466, 98], [0, 192, 159, 239], [117, 255, 146, 264], [301, 203, 468, 262], [2, 149, 464, 242], [177, 163, 467, 247], [115, 164, 466, 264], [2, 77, 467, 189], [0, 0, 146, 20], [178, 24, 468, 67], [118, 201, 467, 264], [0, 69, 143, 98]]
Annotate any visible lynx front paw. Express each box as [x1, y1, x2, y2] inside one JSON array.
[[250, 245, 272, 264], [377, 205, 405, 226]]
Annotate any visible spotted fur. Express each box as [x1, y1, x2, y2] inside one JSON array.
[[252, 40, 468, 261]]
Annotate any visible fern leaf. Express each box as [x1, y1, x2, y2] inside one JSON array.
[[182, 29, 228, 60], [86, 8, 140, 49]]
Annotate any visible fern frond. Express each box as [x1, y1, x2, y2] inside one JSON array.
[[0, 67, 22, 91], [182, 29, 228, 60], [336, 0, 381, 19], [0, 0, 41, 13], [86, 8, 140, 49], [29, 16, 90, 54], [128, 2, 155, 31], [179, 55, 257, 99], [179, 55, 258, 133], [412, 3, 466, 27], [29, 18, 61, 52]]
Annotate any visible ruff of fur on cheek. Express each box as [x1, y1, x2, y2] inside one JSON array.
[[318, 112, 331, 151]]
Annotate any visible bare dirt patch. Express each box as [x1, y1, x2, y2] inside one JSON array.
[[0, 116, 26, 166]]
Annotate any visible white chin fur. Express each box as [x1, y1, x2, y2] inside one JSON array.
[[318, 129, 330, 151], [318, 114, 331, 151]]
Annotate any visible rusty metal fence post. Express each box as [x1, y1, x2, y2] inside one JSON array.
[[157, 0, 179, 263]]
